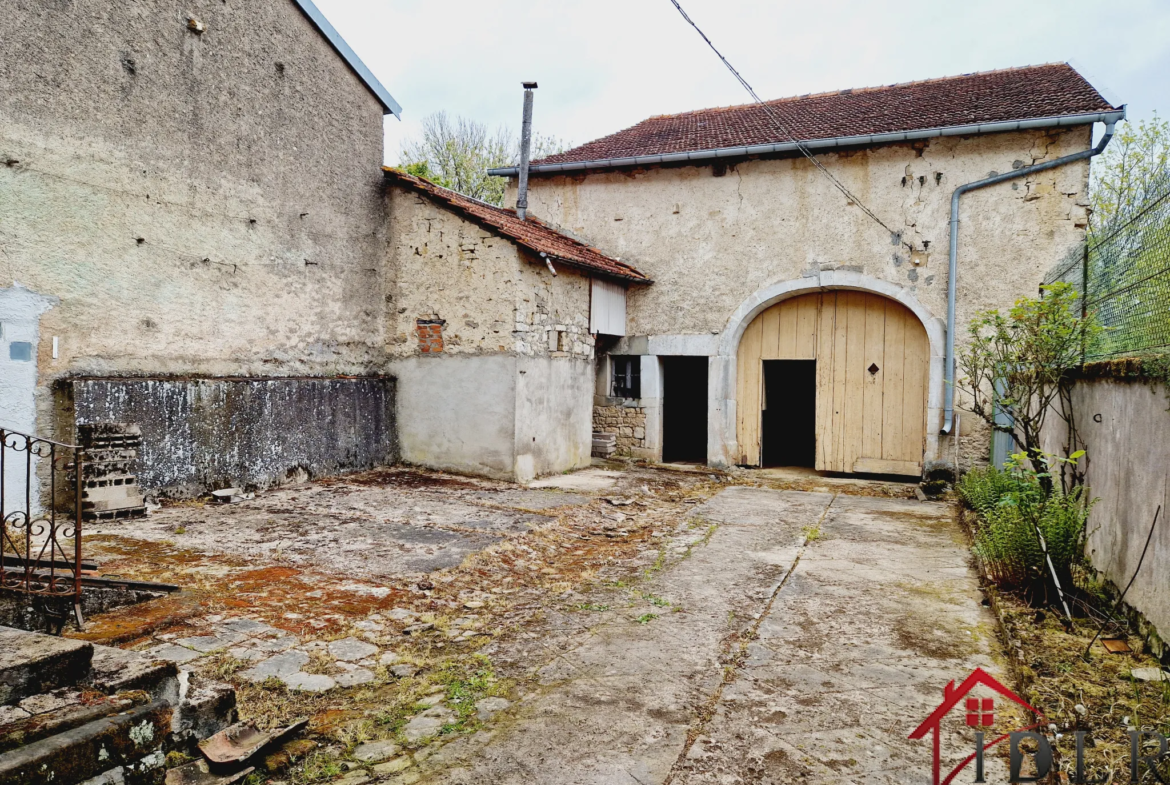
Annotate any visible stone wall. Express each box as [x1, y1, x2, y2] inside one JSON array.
[[68, 376, 397, 498], [593, 403, 647, 456], [1040, 366, 1170, 647], [0, 0, 388, 443], [385, 185, 594, 361]]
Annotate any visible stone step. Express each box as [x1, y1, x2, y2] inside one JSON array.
[[0, 690, 147, 753], [83, 645, 180, 705], [0, 700, 171, 785], [0, 626, 93, 705]]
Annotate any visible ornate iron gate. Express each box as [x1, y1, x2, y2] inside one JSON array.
[[0, 428, 84, 627]]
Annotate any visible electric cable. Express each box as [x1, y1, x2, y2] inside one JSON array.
[[665, 0, 910, 249]]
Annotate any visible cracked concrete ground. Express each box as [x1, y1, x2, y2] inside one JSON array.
[[71, 465, 1009, 784], [419, 487, 1011, 785]]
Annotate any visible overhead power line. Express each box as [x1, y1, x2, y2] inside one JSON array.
[[665, 0, 908, 248]]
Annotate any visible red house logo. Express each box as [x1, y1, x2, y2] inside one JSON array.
[[909, 667, 1044, 785]]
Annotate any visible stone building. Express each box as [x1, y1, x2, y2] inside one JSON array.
[[0, 5, 1128, 488], [0, 0, 407, 495], [491, 64, 1125, 474], [382, 170, 648, 481]]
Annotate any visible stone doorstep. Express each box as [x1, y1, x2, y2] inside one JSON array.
[[0, 700, 172, 785], [0, 626, 94, 706]]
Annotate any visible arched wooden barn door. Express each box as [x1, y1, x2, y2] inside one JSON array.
[[735, 291, 928, 475]]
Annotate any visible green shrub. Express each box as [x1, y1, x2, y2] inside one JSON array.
[[959, 466, 1093, 591]]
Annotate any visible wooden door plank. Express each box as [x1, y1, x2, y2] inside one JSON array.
[[861, 294, 886, 461], [759, 304, 781, 360], [737, 317, 764, 465], [842, 292, 868, 474], [881, 301, 907, 460], [815, 293, 836, 471], [796, 293, 819, 359], [901, 314, 928, 462], [853, 457, 921, 476], [777, 299, 798, 359]]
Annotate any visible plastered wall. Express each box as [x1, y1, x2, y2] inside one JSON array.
[[1041, 376, 1170, 644], [0, 0, 388, 442], [514, 127, 1094, 467]]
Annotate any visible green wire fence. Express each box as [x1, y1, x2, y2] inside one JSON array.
[[1044, 180, 1170, 361]]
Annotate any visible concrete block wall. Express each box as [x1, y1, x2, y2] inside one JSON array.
[[1040, 370, 1170, 649], [67, 377, 397, 498]]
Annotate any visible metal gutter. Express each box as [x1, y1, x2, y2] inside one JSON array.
[[487, 110, 1125, 176], [291, 0, 402, 117], [941, 108, 1124, 436]]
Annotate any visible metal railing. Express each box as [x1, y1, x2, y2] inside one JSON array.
[[0, 428, 85, 627]]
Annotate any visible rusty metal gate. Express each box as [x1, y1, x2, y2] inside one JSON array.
[[0, 428, 85, 627]]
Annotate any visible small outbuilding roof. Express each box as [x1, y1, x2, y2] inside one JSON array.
[[383, 168, 651, 284], [491, 63, 1121, 175]]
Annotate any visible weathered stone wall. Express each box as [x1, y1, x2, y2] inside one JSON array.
[[593, 403, 647, 455], [514, 127, 1093, 466], [68, 377, 397, 498], [516, 129, 1090, 337], [0, 0, 388, 441], [385, 185, 594, 361], [1040, 371, 1170, 645]]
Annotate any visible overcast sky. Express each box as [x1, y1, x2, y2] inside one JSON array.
[[310, 0, 1170, 164]]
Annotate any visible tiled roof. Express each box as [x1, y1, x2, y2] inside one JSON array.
[[383, 168, 650, 284], [535, 64, 1119, 167]]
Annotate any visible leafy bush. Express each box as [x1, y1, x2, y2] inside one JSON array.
[[959, 465, 1093, 592]]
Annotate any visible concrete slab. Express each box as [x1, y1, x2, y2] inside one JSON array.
[[421, 488, 1009, 784], [528, 469, 622, 492]]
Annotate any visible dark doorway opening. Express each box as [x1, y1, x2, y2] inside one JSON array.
[[762, 360, 816, 467], [661, 356, 708, 463]]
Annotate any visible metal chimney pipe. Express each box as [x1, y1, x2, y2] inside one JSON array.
[[516, 81, 537, 220]]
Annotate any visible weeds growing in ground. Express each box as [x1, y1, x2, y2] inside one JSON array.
[[636, 613, 658, 624], [959, 463, 1093, 593]]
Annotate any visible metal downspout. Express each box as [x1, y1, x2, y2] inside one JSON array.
[[941, 115, 1122, 437]]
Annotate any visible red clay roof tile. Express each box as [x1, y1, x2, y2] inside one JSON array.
[[535, 64, 1118, 167], [384, 168, 650, 283]]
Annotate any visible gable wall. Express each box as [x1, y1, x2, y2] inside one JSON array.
[[1, 0, 387, 442]]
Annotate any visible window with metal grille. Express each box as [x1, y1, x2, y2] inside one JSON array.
[[611, 356, 640, 399]]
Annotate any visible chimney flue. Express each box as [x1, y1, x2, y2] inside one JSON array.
[[516, 81, 537, 220]]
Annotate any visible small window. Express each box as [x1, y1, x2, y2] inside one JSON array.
[[611, 356, 640, 399], [8, 342, 32, 362]]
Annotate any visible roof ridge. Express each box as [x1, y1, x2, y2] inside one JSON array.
[[643, 63, 1078, 122]]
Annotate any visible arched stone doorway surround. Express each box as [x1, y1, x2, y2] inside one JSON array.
[[707, 271, 946, 472]]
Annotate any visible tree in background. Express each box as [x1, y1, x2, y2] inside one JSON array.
[[1089, 112, 1169, 233], [400, 112, 568, 207]]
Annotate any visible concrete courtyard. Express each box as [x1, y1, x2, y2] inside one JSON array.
[[73, 465, 1012, 784]]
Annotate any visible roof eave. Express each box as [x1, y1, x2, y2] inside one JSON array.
[[383, 170, 651, 285], [486, 109, 1127, 177], [291, 0, 402, 117]]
